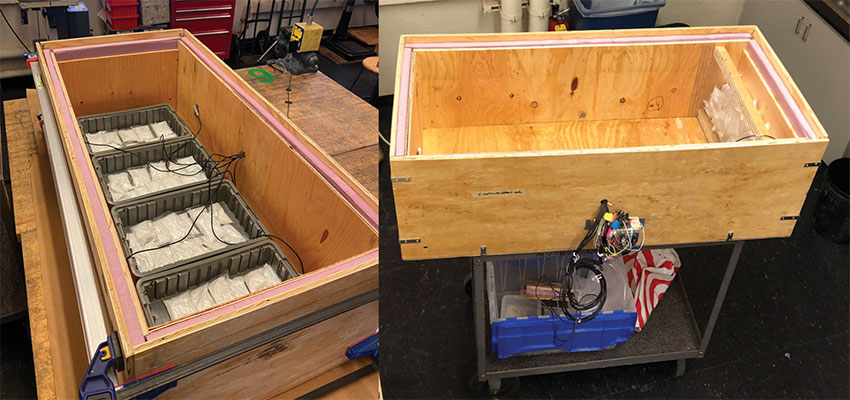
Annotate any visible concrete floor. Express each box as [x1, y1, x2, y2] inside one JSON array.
[[377, 104, 850, 398]]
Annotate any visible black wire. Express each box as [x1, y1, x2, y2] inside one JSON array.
[[255, 233, 304, 274], [0, 7, 31, 53], [736, 133, 776, 142]]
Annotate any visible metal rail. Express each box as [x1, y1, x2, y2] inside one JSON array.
[[31, 63, 109, 358]]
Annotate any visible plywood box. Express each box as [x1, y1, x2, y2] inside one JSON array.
[[36, 30, 378, 397], [389, 27, 829, 260]]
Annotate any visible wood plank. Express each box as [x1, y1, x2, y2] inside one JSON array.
[[176, 43, 377, 272], [421, 117, 708, 155], [391, 139, 827, 260], [39, 29, 182, 50], [5, 91, 90, 399], [234, 66, 378, 158], [159, 301, 378, 399], [56, 50, 178, 117], [407, 41, 749, 152], [349, 27, 378, 46], [330, 145, 380, 197], [735, 51, 796, 140], [274, 351, 376, 398]]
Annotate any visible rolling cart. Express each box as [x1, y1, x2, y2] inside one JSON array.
[[470, 242, 745, 396]]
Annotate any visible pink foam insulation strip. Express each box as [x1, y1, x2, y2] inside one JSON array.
[[146, 249, 378, 340], [394, 32, 754, 157], [43, 50, 146, 344], [52, 37, 180, 61], [46, 37, 379, 347], [745, 41, 817, 139], [404, 33, 752, 49], [180, 38, 378, 228], [393, 47, 413, 157]]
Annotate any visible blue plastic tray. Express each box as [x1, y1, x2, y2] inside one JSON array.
[[491, 310, 637, 359]]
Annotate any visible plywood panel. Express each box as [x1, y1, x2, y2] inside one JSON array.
[[391, 140, 827, 260], [57, 50, 178, 117], [158, 301, 377, 399], [408, 42, 751, 142], [421, 117, 708, 155], [174, 42, 377, 272]]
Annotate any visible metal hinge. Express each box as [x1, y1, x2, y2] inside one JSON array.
[[399, 238, 420, 244], [804, 162, 821, 168], [391, 177, 410, 183], [780, 216, 800, 221], [480, 246, 487, 256], [727, 232, 734, 241]]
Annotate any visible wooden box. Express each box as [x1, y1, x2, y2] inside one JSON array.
[[36, 30, 378, 397], [389, 27, 829, 260]]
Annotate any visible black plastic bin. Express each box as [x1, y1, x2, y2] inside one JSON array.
[[78, 104, 193, 155], [112, 179, 269, 278], [813, 158, 849, 244], [92, 137, 222, 206], [136, 240, 298, 326]]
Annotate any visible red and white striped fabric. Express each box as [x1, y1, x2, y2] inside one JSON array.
[[622, 249, 681, 331]]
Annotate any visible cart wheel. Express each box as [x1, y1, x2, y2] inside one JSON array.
[[469, 376, 519, 399], [464, 272, 473, 298]]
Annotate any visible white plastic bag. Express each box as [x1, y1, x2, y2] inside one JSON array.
[[213, 224, 247, 244], [150, 121, 177, 139], [211, 203, 233, 225], [132, 125, 156, 142], [163, 292, 196, 319], [188, 283, 216, 311], [244, 264, 282, 292], [208, 273, 249, 304], [117, 128, 141, 145], [129, 220, 157, 248], [704, 84, 754, 142], [86, 130, 122, 153], [106, 172, 134, 201], [127, 166, 152, 188]]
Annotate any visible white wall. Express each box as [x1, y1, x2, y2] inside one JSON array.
[[378, 0, 746, 96], [1, 0, 104, 78]]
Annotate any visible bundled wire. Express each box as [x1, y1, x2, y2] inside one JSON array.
[[594, 205, 645, 258]]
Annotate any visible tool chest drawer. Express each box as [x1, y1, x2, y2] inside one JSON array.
[[389, 26, 830, 260], [36, 30, 378, 397], [170, 0, 235, 58]]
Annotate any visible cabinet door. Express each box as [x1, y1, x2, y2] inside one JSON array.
[[741, 0, 850, 163]]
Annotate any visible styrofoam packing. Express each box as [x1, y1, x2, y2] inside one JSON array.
[[86, 121, 179, 154], [105, 155, 209, 201], [127, 202, 248, 274], [704, 83, 755, 142]]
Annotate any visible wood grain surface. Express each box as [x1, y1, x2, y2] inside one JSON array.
[[421, 117, 708, 155], [5, 92, 90, 399]]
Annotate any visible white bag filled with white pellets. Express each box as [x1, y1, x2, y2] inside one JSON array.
[[86, 130, 122, 153], [244, 264, 282, 292], [150, 121, 177, 140], [704, 84, 757, 142], [189, 282, 216, 311], [208, 273, 250, 304], [106, 172, 134, 201], [132, 125, 156, 143], [163, 291, 196, 319]]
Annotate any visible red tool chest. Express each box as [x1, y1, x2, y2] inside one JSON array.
[[170, 0, 236, 58]]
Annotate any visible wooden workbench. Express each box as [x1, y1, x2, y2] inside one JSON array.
[[4, 67, 378, 398]]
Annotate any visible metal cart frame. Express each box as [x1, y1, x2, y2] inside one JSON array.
[[471, 241, 745, 393]]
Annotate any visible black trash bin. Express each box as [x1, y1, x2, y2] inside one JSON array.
[[813, 158, 849, 244]]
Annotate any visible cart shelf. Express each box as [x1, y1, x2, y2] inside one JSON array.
[[484, 278, 702, 378]]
